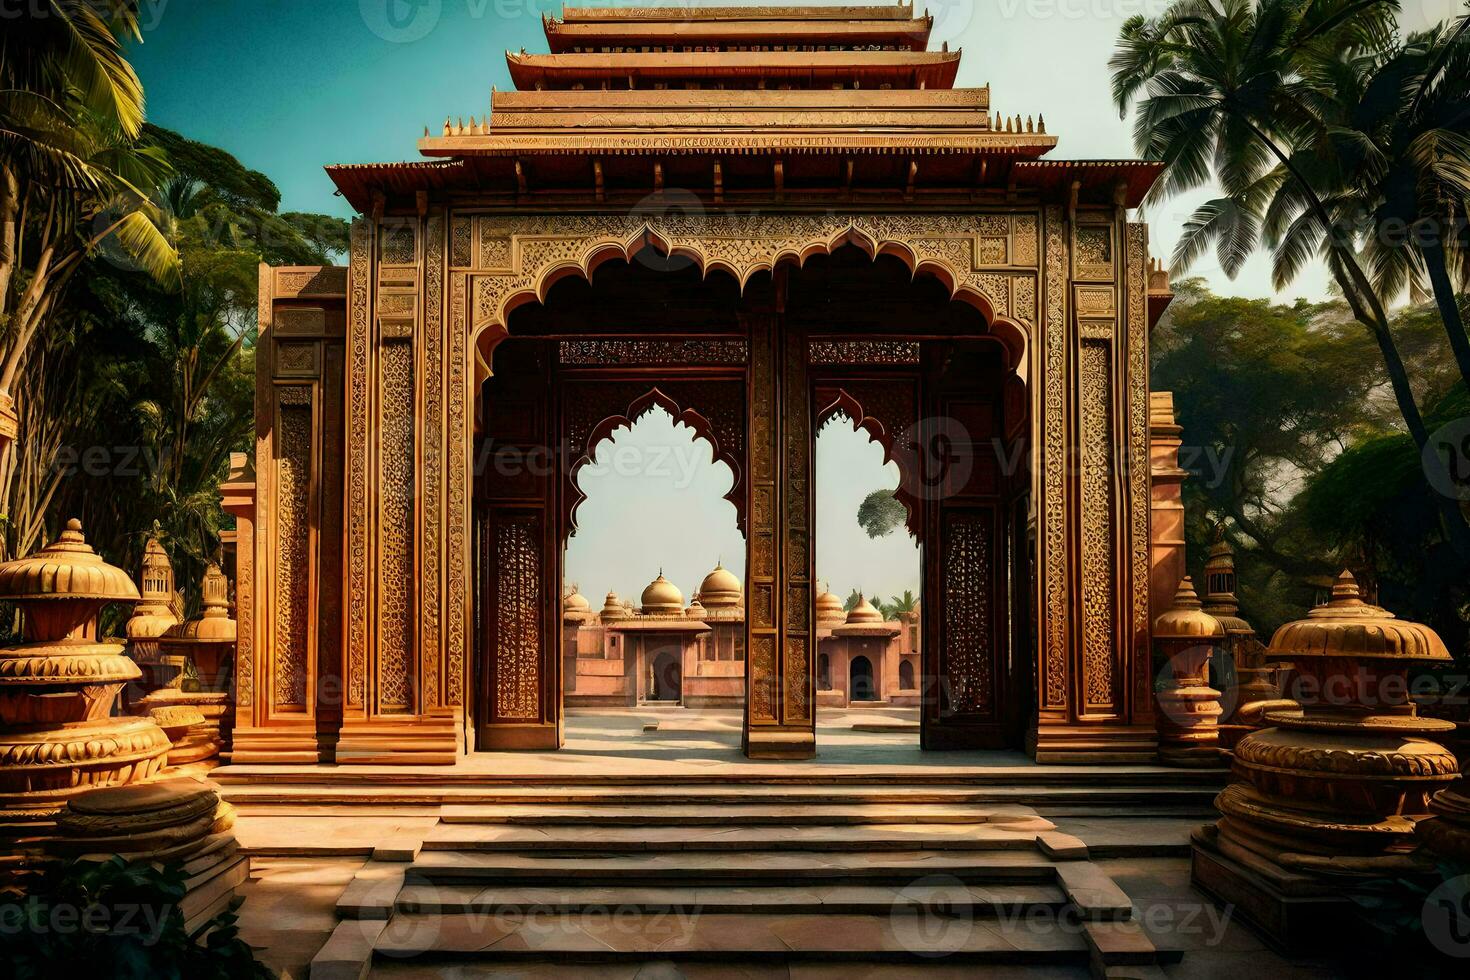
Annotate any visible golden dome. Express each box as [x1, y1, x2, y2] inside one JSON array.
[[564, 586, 590, 621], [0, 519, 139, 604], [600, 591, 628, 621], [815, 588, 846, 627], [127, 535, 180, 641], [1153, 577, 1224, 640], [641, 573, 684, 616], [1267, 570, 1450, 663], [698, 563, 742, 608], [161, 564, 237, 646], [685, 598, 706, 619], [845, 595, 884, 625]]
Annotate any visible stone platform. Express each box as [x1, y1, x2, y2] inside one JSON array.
[[211, 711, 1250, 975]]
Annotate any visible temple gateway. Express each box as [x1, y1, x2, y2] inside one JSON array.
[[236, 2, 1181, 764]]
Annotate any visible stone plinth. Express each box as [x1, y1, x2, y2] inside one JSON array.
[[1193, 571, 1458, 951], [49, 777, 249, 932], [0, 521, 170, 835]]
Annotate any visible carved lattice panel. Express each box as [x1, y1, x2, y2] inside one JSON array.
[[273, 394, 312, 710], [492, 514, 542, 721], [1080, 339, 1117, 710], [941, 510, 995, 716], [377, 341, 416, 713]]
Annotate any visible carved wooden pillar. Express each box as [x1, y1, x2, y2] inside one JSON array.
[[233, 264, 347, 763], [337, 213, 457, 764], [1029, 210, 1156, 762], [742, 286, 815, 759]]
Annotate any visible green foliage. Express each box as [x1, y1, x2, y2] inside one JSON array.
[[856, 489, 905, 539], [1155, 282, 1470, 653], [0, 855, 270, 980]]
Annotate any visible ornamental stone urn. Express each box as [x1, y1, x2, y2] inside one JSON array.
[[1192, 571, 1458, 950], [0, 520, 171, 835], [1152, 577, 1226, 767], [124, 532, 184, 698], [146, 562, 237, 766]]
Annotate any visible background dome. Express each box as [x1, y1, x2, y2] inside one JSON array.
[[698, 563, 742, 608], [641, 573, 684, 615], [845, 595, 884, 625]]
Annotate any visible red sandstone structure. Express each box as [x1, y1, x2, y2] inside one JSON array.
[[236, 2, 1181, 764]]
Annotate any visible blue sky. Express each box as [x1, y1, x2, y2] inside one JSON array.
[[126, 0, 1461, 600]]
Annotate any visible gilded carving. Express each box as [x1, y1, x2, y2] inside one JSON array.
[[377, 341, 415, 712], [1012, 214, 1039, 266], [422, 214, 444, 710], [345, 219, 371, 708], [809, 340, 919, 364], [558, 339, 747, 365], [381, 222, 417, 266], [446, 272, 468, 707], [274, 402, 311, 709], [1011, 276, 1036, 325], [1041, 207, 1068, 709], [1075, 285, 1115, 317], [451, 215, 473, 268], [1080, 339, 1116, 709], [1126, 224, 1152, 714], [275, 308, 327, 335], [467, 213, 1029, 344], [1075, 226, 1113, 280]]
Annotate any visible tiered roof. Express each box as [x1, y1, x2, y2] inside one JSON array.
[[327, 2, 1159, 209]]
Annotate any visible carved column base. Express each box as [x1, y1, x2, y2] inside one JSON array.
[[1029, 723, 1158, 764], [0, 718, 171, 829], [229, 724, 322, 764], [745, 726, 816, 760], [338, 712, 460, 763]]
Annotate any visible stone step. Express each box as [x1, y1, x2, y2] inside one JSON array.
[[222, 782, 1219, 808], [371, 909, 1099, 962], [213, 765, 1227, 788], [403, 849, 1135, 920], [435, 802, 1047, 826], [395, 880, 1070, 916], [419, 821, 1065, 854]]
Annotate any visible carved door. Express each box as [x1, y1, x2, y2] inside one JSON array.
[[473, 340, 562, 750], [920, 341, 1027, 749]]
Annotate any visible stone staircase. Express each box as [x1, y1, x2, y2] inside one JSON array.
[[240, 777, 1217, 977]]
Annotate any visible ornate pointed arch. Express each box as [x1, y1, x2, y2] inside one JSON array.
[[464, 211, 1040, 390], [564, 384, 746, 537], [816, 385, 922, 540]]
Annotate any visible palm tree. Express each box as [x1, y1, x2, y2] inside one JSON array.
[[1111, 0, 1470, 555], [886, 590, 919, 618], [0, 1, 178, 462], [1313, 17, 1470, 391]]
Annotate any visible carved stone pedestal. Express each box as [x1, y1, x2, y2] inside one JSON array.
[[0, 522, 169, 838], [49, 777, 249, 933], [1193, 572, 1459, 950], [145, 691, 230, 767]]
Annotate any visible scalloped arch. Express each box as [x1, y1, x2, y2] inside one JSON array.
[[468, 215, 1035, 390], [568, 387, 745, 538]]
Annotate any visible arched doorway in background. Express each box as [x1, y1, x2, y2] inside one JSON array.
[[850, 655, 875, 702]]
